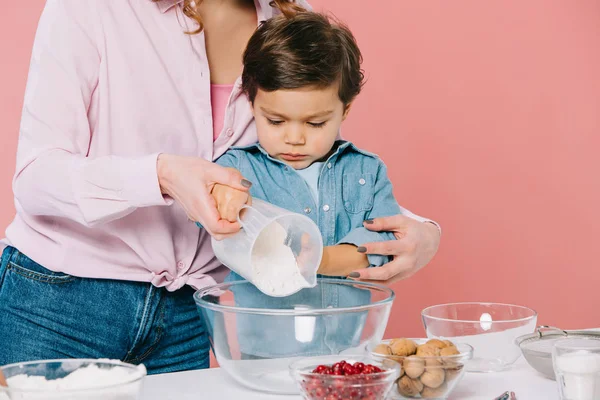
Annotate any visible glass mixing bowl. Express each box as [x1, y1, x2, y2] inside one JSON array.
[[421, 302, 537, 372], [195, 278, 395, 394]]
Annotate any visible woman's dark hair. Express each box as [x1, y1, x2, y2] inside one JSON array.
[[242, 12, 365, 106]]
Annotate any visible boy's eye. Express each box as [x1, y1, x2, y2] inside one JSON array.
[[307, 121, 327, 128], [267, 118, 284, 126]]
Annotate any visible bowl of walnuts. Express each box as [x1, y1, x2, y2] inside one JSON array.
[[369, 338, 473, 399]]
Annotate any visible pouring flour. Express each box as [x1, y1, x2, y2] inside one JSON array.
[[210, 199, 323, 297]]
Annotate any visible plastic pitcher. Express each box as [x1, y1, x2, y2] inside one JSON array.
[[211, 199, 323, 297]]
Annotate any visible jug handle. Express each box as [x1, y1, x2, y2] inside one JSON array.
[[236, 204, 261, 237]]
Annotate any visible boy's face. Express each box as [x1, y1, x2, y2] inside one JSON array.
[[252, 84, 349, 170]]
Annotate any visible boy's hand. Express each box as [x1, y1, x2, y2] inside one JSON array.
[[211, 179, 252, 223]]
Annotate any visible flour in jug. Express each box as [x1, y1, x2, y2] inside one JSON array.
[[251, 220, 310, 296]]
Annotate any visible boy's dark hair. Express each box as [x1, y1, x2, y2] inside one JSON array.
[[242, 12, 364, 106]]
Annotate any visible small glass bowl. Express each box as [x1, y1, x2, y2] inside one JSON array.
[[369, 339, 473, 399], [0, 359, 146, 400], [289, 355, 401, 400], [422, 302, 537, 372]]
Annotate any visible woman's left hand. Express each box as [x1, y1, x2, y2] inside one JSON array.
[[349, 215, 441, 284]]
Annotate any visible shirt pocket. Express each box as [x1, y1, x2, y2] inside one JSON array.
[[342, 173, 375, 214]]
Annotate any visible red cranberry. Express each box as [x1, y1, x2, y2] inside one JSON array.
[[343, 363, 356, 376], [313, 365, 328, 374], [353, 362, 365, 372]]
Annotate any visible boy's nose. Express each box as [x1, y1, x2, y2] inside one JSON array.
[[284, 126, 306, 145]]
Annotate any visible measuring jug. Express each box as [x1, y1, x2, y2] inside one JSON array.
[[211, 199, 323, 297]]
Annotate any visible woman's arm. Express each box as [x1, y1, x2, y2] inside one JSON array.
[[14, 0, 168, 226], [13, 1, 250, 236]]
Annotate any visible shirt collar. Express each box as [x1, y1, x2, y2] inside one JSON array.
[[154, 0, 184, 13], [231, 140, 361, 165]]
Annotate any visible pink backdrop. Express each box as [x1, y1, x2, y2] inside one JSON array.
[[1, 1, 599, 342]]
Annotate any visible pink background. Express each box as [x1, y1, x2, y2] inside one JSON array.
[[1, 0, 599, 342]]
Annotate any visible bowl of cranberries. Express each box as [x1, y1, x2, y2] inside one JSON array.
[[289, 356, 401, 400]]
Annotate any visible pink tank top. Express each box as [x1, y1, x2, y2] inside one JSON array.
[[211, 84, 235, 141]]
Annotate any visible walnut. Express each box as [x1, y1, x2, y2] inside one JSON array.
[[421, 382, 448, 398], [420, 368, 445, 389], [440, 346, 460, 357], [390, 339, 418, 357], [403, 356, 425, 379], [441, 346, 462, 371], [426, 339, 448, 349], [373, 343, 393, 355], [397, 375, 424, 397], [416, 344, 441, 357], [444, 364, 464, 381], [425, 357, 443, 368]]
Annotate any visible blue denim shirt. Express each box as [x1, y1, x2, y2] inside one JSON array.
[[214, 140, 401, 266], [200, 141, 401, 358]]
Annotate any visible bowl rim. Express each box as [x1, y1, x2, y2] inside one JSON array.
[[194, 278, 395, 315], [289, 355, 401, 381], [421, 302, 538, 324], [368, 339, 474, 361], [0, 359, 146, 394]]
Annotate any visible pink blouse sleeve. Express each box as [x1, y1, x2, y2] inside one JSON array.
[[13, 0, 169, 227]]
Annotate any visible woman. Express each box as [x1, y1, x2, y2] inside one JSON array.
[[0, 0, 440, 374]]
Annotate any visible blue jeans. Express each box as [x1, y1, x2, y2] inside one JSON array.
[[0, 247, 210, 374]]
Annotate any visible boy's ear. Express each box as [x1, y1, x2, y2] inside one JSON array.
[[342, 103, 353, 121]]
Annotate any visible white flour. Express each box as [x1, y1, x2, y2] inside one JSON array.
[[1, 362, 144, 400], [251, 221, 309, 296]]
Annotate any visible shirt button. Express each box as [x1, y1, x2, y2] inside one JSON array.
[[327, 163, 332, 169], [304, 207, 312, 214], [177, 261, 185, 270], [226, 128, 234, 137], [322, 204, 330, 212], [359, 178, 366, 185]]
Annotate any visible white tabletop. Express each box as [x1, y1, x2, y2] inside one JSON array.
[[142, 357, 557, 400]]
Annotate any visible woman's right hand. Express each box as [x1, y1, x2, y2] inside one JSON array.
[[157, 154, 252, 240]]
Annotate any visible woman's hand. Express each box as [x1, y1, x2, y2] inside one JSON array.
[[157, 154, 252, 240], [349, 215, 441, 284], [211, 182, 252, 223]]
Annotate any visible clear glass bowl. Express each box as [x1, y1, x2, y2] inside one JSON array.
[[0, 359, 146, 400], [369, 339, 473, 399], [421, 302, 537, 372], [290, 355, 401, 400], [194, 278, 395, 394]]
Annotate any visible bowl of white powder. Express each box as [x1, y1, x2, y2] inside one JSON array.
[[0, 359, 146, 400], [195, 278, 395, 394]]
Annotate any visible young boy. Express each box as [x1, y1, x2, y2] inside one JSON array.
[[211, 12, 400, 277], [202, 12, 404, 359]]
